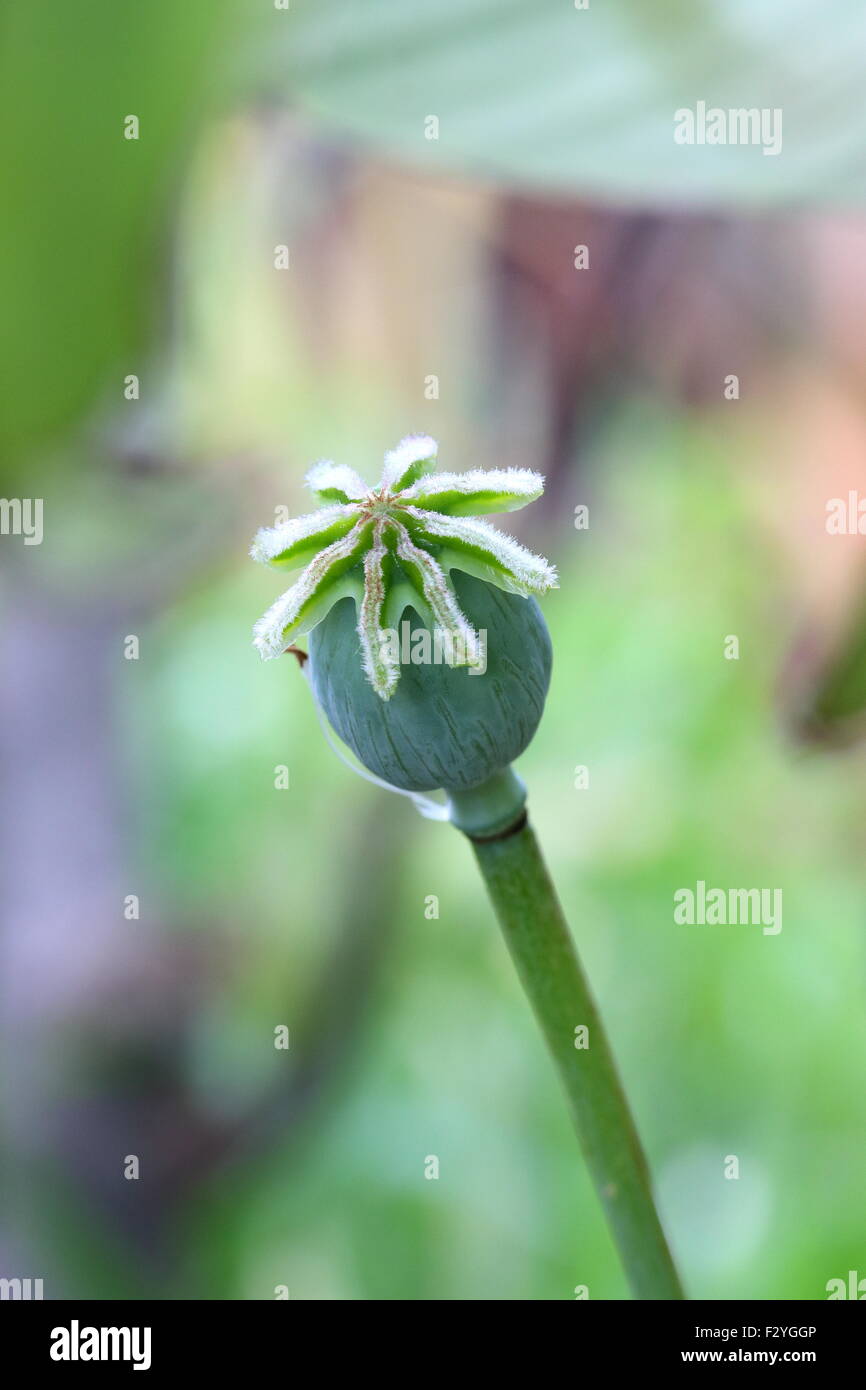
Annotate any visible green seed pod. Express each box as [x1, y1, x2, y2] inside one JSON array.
[[307, 571, 552, 795], [250, 437, 558, 832]]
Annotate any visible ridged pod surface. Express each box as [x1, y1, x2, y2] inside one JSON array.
[[308, 572, 552, 792]]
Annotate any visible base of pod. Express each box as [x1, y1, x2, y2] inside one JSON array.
[[446, 766, 527, 840]]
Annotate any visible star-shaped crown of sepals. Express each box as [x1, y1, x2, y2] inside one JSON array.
[[250, 435, 558, 699]]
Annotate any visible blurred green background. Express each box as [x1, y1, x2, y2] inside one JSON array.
[[3, 1, 866, 1301]]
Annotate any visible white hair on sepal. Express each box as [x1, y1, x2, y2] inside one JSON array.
[[357, 521, 400, 699], [405, 509, 558, 594], [380, 434, 438, 490], [394, 524, 482, 669], [252, 522, 366, 656], [249, 504, 356, 565], [400, 467, 544, 511], [253, 586, 304, 659], [305, 460, 369, 501]]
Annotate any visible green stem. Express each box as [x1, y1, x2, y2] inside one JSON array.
[[448, 772, 685, 1301]]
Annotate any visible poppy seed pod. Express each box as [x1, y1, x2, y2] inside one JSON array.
[[251, 436, 557, 831], [307, 570, 553, 795]]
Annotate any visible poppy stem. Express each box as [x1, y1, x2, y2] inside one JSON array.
[[452, 784, 685, 1300]]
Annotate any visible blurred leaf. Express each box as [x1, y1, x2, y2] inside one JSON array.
[[0, 0, 238, 485], [277, 0, 866, 207], [788, 589, 866, 744]]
